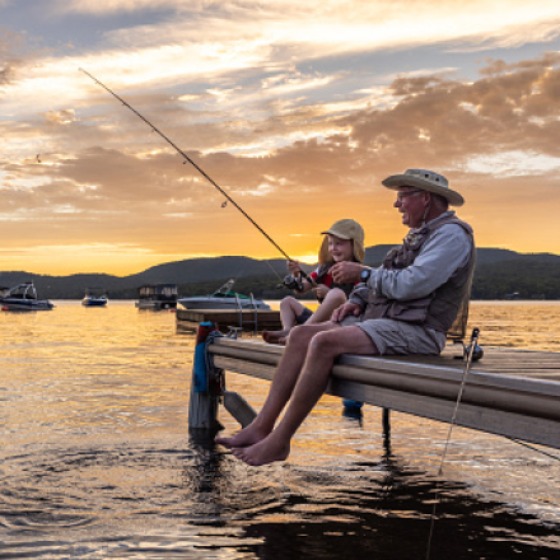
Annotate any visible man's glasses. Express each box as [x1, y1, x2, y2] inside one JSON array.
[[396, 189, 423, 202]]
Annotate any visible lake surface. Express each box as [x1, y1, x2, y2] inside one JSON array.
[[1, 301, 559, 559]]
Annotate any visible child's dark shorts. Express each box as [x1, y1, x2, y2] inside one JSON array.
[[296, 308, 314, 324]]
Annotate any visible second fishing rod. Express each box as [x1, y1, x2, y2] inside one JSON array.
[[79, 68, 315, 286]]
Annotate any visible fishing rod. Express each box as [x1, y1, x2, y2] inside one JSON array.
[[79, 68, 313, 284]]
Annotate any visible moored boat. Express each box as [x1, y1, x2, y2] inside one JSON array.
[[135, 283, 178, 310], [178, 279, 270, 311], [0, 282, 54, 311], [82, 288, 108, 307]]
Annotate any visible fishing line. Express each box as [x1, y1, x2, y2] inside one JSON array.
[[79, 68, 305, 282], [425, 327, 480, 560], [505, 436, 560, 462]]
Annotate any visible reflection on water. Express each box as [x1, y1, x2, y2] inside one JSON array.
[[468, 301, 560, 352], [0, 301, 559, 559]]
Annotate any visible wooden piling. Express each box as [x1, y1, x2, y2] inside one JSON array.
[[188, 322, 221, 434]]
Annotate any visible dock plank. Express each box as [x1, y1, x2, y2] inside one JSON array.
[[207, 337, 560, 449]]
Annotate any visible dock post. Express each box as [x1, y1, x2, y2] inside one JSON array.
[[188, 322, 222, 436], [382, 407, 391, 442]]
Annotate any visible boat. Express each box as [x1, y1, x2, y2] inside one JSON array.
[[178, 279, 270, 311], [135, 283, 178, 310], [82, 288, 108, 307], [504, 291, 521, 300], [0, 282, 54, 311]]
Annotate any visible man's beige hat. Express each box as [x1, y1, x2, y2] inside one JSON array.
[[319, 218, 365, 263], [382, 168, 464, 206]]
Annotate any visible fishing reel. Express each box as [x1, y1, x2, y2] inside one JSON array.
[[455, 327, 484, 361], [282, 274, 305, 292], [465, 340, 484, 361], [465, 327, 484, 361]]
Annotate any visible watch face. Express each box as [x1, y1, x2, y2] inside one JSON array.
[[361, 270, 370, 281]]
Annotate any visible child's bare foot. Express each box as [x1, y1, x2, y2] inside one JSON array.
[[231, 433, 290, 466], [262, 329, 289, 344], [215, 422, 270, 449]]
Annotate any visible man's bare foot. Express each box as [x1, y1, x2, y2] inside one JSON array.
[[262, 329, 289, 344], [215, 422, 270, 449], [231, 433, 290, 466]]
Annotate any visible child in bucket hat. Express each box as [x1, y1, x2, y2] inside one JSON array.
[[262, 219, 366, 345]]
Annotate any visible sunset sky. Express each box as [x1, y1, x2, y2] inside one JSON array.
[[1, 0, 560, 276]]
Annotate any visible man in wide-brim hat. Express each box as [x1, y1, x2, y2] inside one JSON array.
[[217, 168, 475, 467], [382, 168, 464, 206]]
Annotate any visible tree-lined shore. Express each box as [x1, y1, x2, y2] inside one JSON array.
[[1, 247, 559, 300]]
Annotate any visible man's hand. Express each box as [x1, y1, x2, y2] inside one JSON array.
[[331, 301, 362, 323], [330, 261, 367, 284]]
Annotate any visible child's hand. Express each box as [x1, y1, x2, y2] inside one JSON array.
[[287, 260, 301, 275], [312, 284, 329, 299]]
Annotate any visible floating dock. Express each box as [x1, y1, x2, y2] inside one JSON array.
[[202, 337, 560, 449], [176, 308, 282, 333]]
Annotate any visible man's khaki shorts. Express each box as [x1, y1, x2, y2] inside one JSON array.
[[341, 316, 446, 355]]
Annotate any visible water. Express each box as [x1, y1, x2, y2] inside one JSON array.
[[1, 301, 559, 559]]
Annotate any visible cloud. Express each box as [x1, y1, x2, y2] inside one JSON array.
[[4, 1, 560, 122], [45, 109, 77, 124], [346, 53, 560, 167], [2, 1, 560, 273], [5, 51, 560, 221], [464, 151, 560, 176], [56, 0, 186, 15], [55, 1, 560, 50], [0, 28, 29, 85]]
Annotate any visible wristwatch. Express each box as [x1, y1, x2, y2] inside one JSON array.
[[360, 269, 371, 283]]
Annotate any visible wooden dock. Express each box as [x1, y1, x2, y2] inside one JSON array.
[[204, 337, 560, 449], [177, 309, 282, 332]]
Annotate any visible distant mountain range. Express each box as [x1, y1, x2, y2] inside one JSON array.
[[1, 246, 559, 300]]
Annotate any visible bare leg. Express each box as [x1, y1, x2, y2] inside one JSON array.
[[232, 326, 377, 466], [268, 291, 347, 346], [305, 288, 346, 324], [263, 296, 307, 343], [216, 321, 338, 448]]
